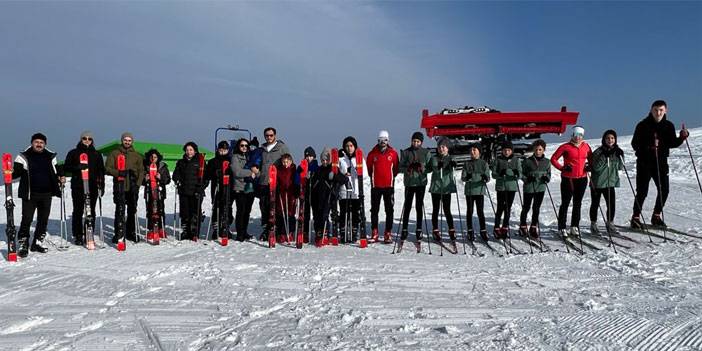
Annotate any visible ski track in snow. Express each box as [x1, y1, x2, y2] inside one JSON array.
[[0, 128, 701, 350]]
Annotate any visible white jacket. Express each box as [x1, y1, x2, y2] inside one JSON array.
[[338, 153, 367, 200]]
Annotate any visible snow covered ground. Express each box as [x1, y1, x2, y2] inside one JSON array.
[[1, 128, 701, 350]]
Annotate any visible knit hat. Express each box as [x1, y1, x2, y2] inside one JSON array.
[[501, 140, 513, 150], [183, 141, 199, 153], [304, 146, 316, 158], [31, 133, 47, 143], [217, 140, 230, 150], [601, 129, 617, 145], [411, 132, 424, 142], [437, 137, 450, 149], [572, 126, 585, 138], [342, 136, 358, 149], [320, 147, 332, 162], [469, 142, 482, 151], [80, 131, 93, 140], [378, 130, 390, 140], [121, 132, 134, 141]]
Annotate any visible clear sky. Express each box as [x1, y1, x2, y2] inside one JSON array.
[[1, 1, 700, 157]]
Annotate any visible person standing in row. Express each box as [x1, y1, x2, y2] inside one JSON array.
[[256, 127, 290, 241], [426, 137, 458, 251], [398, 132, 430, 250], [231, 138, 258, 242], [143, 148, 171, 235], [588, 130, 623, 234], [338, 136, 363, 243], [205, 141, 234, 239], [367, 130, 399, 243], [491, 141, 520, 240], [105, 132, 144, 243], [461, 143, 490, 242], [519, 139, 550, 239], [172, 142, 204, 241]]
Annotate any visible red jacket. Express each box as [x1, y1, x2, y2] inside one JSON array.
[[275, 163, 298, 216], [367, 145, 399, 188], [550, 141, 592, 179]]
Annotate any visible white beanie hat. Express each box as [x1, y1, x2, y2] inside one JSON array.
[[378, 130, 390, 140], [572, 126, 585, 137]]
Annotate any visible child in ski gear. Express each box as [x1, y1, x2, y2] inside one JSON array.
[[630, 100, 689, 228], [63, 131, 105, 246], [491, 140, 520, 240], [367, 130, 399, 243], [205, 141, 234, 239], [274, 154, 299, 242], [551, 126, 592, 238], [105, 132, 145, 243], [142, 149, 171, 236], [172, 142, 205, 241], [338, 136, 364, 243], [426, 137, 458, 247], [311, 147, 346, 246], [589, 130, 623, 234], [461, 142, 491, 242], [519, 139, 550, 239], [301, 146, 318, 241], [232, 138, 258, 241], [12, 133, 65, 257], [398, 131, 431, 250], [256, 127, 290, 240]]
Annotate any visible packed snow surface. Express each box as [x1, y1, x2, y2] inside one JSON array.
[[1, 128, 701, 350]]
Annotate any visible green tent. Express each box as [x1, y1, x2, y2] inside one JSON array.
[[96, 141, 213, 170]]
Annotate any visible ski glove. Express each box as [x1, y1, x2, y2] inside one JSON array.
[[481, 174, 489, 183], [562, 165, 573, 172], [449, 160, 458, 168], [540, 175, 550, 183], [613, 147, 624, 158], [464, 172, 473, 180]]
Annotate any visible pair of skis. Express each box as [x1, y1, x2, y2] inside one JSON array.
[[267, 160, 308, 249], [3, 154, 17, 261], [146, 161, 166, 245]]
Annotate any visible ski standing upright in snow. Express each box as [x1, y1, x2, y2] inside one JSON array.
[[80, 153, 97, 250], [3, 153, 17, 261]]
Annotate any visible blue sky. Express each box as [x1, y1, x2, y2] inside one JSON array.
[[0, 1, 700, 157]]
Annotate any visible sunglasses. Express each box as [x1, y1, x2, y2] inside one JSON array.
[[264, 134, 275, 137], [82, 137, 93, 141], [239, 144, 249, 148], [123, 139, 133, 142]]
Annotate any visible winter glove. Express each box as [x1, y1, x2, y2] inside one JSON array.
[[584, 164, 592, 172], [449, 160, 458, 168], [464, 172, 473, 181], [680, 129, 689, 140], [563, 165, 573, 173], [526, 175, 536, 183], [481, 174, 489, 183], [613, 146, 624, 158], [540, 175, 550, 183]]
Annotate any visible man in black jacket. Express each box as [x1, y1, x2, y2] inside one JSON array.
[[12, 133, 66, 257], [64, 131, 106, 246], [630, 100, 689, 228]]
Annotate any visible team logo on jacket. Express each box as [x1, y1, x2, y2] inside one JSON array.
[[387, 156, 392, 161]]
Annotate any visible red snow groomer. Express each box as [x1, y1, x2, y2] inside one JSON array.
[[420, 106, 579, 163]]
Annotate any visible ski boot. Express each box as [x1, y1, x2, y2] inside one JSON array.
[[383, 230, 393, 244], [432, 229, 442, 242], [448, 229, 457, 241], [605, 221, 619, 234], [288, 232, 295, 243], [518, 225, 528, 237], [494, 227, 507, 240], [466, 229, 475, 242], [397, 240, 404, 253], [74, 235, 85, 246], [371, 228, 379, 243], [569, 226, 581, 239], [30, 236, 49, 254], [414, 241, 421, 253], [479, 229, 488, 241], [528, 225, 539, 239], [315, 236, 324, 247], [590, 222, 600, 235], [330, 235, 339, 246], [560, 228, 569, 239], [401, 228, 409, 242], [651, 213, 666, 228], [630, 215, 645, 230], [18, 238, 29, 258]]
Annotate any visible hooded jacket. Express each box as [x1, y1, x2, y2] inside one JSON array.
[[338, 149, 366, 200]]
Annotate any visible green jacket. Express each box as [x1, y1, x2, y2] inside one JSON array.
[[426, 154, 456, 194], [521, 155, 551, 194], [590, 146, 622, 189], [399, 146, 430, 187], [105, 146, 145, 192], [461, 158, 490, 196], [491, 155, 520, 192]]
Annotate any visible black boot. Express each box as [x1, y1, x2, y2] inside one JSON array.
[[18, 238, 29, 258], [630, 215, 645, 230], [74, 235, 85, 246], [30, 236, 49, 254], [467, 229, 475, 242], [650, 213, 666, 228]]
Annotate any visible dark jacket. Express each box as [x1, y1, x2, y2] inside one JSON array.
[[259, 140, 290, 186], [173, 154, 205, 197], [631, 114, 685, 161], [205, 153, 234, 198], [310, 163, 347, 213], [143, 149, 171, 199], [105, 146, 145, 193], [399, 146, 430, 187], [13, 146, 62, 199], [64, 142, 106, 194]]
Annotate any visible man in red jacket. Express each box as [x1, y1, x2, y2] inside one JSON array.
[[367, 130, 399, 243]]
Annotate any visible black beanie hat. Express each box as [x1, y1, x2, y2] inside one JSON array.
[[183, 141, 199, 153], [217, 140, 230, 150], [31, 133, 47, 143], [411, 132, 424, 142], [601, 129, 617, 145], [342, 136, 358, 149], [304, 146, 316, 158], [501, 140, 513, 150]]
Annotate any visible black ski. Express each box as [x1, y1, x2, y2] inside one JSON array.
[[80, 153, 96, 250]]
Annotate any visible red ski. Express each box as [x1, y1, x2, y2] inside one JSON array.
[[116, 154, 127, 251], [220, 160, 230, 247], [330, 148, 340, 246], [80, 153, 96, 250], [146, 162, 161, 245], [295, 159, 308, 249], [194, 153, 205, 242], [268, 165, 277, 248], [3, 153, 17, 262], [355, 147, 368, 248]]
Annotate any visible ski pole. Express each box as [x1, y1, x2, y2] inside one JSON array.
[[653, 133, 668, 242], [421, 196, 431, 255], [483, 183, 508, 255], [452, 173, 467, 255], [392, 190, 407, 254], [544, 183, 570, 253], [682, 123, 702, 197], [98, 194, 105, 249], [173, 185, 180, 241], [619, 155, 653, 242], [515, 183, 533, 254]]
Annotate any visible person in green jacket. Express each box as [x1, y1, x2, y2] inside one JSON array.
[[426, 137, 458, 250], [105, 132, 145, 243], [491, 140, 520, 240], [589, 129, 624, 234], [461, 143, 491, 242], [398, 132, 431, 251], [519, 139, 551, 239]]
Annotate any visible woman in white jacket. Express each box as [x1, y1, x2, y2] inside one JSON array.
[[338, 136, 366, 244]]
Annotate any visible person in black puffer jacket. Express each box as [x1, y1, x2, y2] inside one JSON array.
[[172, 142, 206, 240], [143, 148, 171, 235], [204, 141, 234, 239], [630, 100, 689, 228], [63, 131, 105, 246]]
